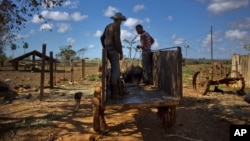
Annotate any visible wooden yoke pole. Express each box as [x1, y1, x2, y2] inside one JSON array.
[[40, 44, 46, 101], [49, 51, 53, 89]]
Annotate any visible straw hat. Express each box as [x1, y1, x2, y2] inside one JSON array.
[[111, 12, 127, 21]]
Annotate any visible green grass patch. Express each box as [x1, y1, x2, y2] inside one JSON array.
[[86, 73, 101, 81]]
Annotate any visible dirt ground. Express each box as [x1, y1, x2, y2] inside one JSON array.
[[0, 67, 250, 141]]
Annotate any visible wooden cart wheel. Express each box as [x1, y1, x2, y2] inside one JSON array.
[[193, 71, 210, 95], [226, 71, 245, 94], [157, 106, 176, 129]]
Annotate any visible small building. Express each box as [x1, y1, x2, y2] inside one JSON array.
[[8, 50, 59, 71]]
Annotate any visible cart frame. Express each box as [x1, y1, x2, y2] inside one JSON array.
[[93, 47, 183, 133]]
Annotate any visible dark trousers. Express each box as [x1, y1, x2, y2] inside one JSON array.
[[107, 50, 120, 85], [142, 49, 152, 84]]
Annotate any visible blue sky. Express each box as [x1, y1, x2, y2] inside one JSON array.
[[7, 0, 250, 59]]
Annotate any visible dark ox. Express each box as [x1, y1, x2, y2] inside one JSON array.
[[122, 66, 143, 83]]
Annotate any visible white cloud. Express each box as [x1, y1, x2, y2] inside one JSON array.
[[145, 18, 150, 23], [40, 23, 53, 31], [237, 17, 250, 29], [174, 38, 185, 45], [133, 4, 145, 12], [63, 0, 79, 9], [88, 44, 95, 48], [14, 33, 29, 40], [202, 32, 223, 47], [124, 18, 141, 28], [167, 16, 173, 21], [71, 12, 88, 21], [121, 29, 135, 41], [31, 15, 45, 23], [207, 0, 248, 14], [94, 30, 103, 37], [35, 10, 87, 22], [67, 37, 75, 45], [103, 6, 119, 17], [202, 34, 211, 46], [225, 29, 248, 40], [57, 23, 72, 33], [230, 17, 250, 29], [152, 39, 160, 49], [41, 10, 70, 21]]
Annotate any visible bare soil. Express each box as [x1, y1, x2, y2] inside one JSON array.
[[0, 67, 249, 141]]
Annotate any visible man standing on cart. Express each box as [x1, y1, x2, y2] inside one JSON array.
[[100, 12, 126, 99], [135, 24, 154, 85]]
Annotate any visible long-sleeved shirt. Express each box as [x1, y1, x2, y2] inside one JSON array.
[[100, 23, 123, 55]]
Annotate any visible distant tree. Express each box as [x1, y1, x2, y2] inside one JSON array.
[[0, 0, 66, 45], [56, 45, 76, 61], [244, 44, 250, 52], [11, 43, 17, 57], [77, 48, 87, 59], [23, 42, 29, 53], [123, 35, 138, 60]]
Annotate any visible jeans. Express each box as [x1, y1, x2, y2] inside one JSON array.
[[107, 50, 120, 85], [142, 49, 152, 84]]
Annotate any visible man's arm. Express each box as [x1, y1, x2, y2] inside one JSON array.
[[100, 32, 105, 48], [150, 35, 154, 45], [114, 24, 123, 58]]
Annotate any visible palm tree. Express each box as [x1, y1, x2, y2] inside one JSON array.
[[11, 43, 17, 57], [23, 42, 28, 53]]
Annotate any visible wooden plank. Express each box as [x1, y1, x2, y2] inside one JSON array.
[[152, 47, 182, 98], [105, 100, 180, 110], [105, 83, 180, 110]]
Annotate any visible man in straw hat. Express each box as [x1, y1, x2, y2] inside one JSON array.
[[101, 12, 126, 99]]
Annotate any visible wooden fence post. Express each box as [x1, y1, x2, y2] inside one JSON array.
[[40, 44, 46, 101], [82, 59, 85, 80], [50, 51, 53, 89]]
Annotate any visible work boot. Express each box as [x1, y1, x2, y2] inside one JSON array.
[[110, 84, 123, 99]]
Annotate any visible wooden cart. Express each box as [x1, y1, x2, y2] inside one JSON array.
[[93, 47, 183, 133]]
